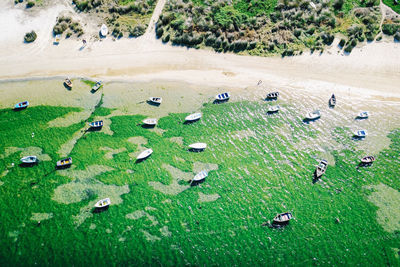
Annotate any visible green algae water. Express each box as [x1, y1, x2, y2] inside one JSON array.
[[0, 99, 400, 266]]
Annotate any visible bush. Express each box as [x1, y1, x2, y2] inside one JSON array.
[[382, 23, 400, 36], [333, 0, 344, 10], [24, 31, 37, 43], [26, 1, 35, 8], [395, 32, 400, 42], [344, 44, 354, 53], [129, 24, 146, 38], [156, 26, 163, 38], [338, 38, 346, 48]]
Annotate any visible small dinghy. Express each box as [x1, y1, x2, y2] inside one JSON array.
[[91, 81, 103, 91], [20, 156, 38, 164], [137, 148, 153, 160], [94, 198, 110, 208], [100, 24, 108, 37], [148, 97, 162, 105], [54, 34, 61, 44], [56, 157, 72, 168], [266, 92, 279, 100], [267, 105, 280, 113], [315, 159, 328, 178], [143, 118, 158, 126], [356, 111, 369, 119], [185, 113, 202, 122], [64, 78, 73, 88], [354, 130, 367, 138], [192, 170, 208, 182], [89, 120, 103, 128], [15, 101, 29, 110], [305, 110, 321, 120], [215, 92, 230, 101], [189, 143, 207, 150], [273, 212, 293, 223], [329, 94, 336, 107], [361, 156, 375, 164]]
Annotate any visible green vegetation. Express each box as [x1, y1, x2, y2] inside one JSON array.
[[53, 16, 84, 37], [383, 0, 400, 14], [24, 31, 37, 43], [14, 0, 43, 8]]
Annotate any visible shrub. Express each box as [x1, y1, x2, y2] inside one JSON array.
[[129, 24, 146, 38], [26, 1, 35, 8], [156, 26, 163, 38], [162, 33, 170, 43], [395, 32, 400, 42], [382, 23, 400, 36], [344, 44, 353, 53], [24, 31, 37, 43], [338, 38, 346, 48]]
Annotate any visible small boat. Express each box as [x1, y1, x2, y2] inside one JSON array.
[[315, 159, 328, 178], [148, 97, 162, 105], [137, 148, 153, 160], [305, 110, 321, 120], [361, 156, 375, 164], [20, 156, 38, 164], [273, 212, 293, 223], [266, 92, 279, 100], [267, 105, 280, 113], [100, 24, 108, 37], [142, 118, 158, 126], [185, 113, 202, 122], [354, 130, 367, 138], [14, 101, 29, 110], [329, 94, 336, 107], [357, 111, 369, 119], [215, 92, 230, 101], [64, 78, 72, 88], [56, 157, 72, 168], [89, 120, 103, 128], [192, 170, 208, 182], [91, 81, 103, 91], [54, 34, 61, 44], [94, 198, 110, 208], [189, 143, 207, 150]]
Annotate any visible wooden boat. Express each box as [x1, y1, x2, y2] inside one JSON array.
[[354, 130, 367, 138], [100, 24, 108, 37], [305, 110, 321, 120], [142, 118, 158, 126], [357, 111, 369, 119], [20, 156, 38, 164], [64, 78, 72, 88], [192, 170, 208, 182], [267, 105, 280, 113], [189, 143, 207, 150], [94, 198, 110, 208], [137, 148, 153, 160], [315, 159, 328, 178], [89, 120, 103, 128], [266, 92, 279, 100], [361, 156, 375, 164], [215, 92, 230, 101], [14, 101, 29, 109], [185, 113, 202, 122], [91, 81, 103, 91], [56, 157, 72, 168], [273, 212, 293, 223], [148, 97, 162, 104], [329, 94, 336, 107]]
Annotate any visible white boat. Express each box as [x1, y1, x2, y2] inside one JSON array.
[[215, 92, 230, 101], [56, 157, 72, 168], [185, 113, 202, 122], [54, 34, 61, 44], [64, 78, 73, 88], [305, 110, 321, 120], [267, 105, 280, 113], [315, 159, 328, 178], [20, 156, 38, 164], [193, 170, 208, 182], [149, 97, 162, 104], [91, 81, 103, 91], [266, 92, 279, 100], [189, 143, 207, 150], [357, 111, 369, 119], [273, 212, 293, 223], [329, 94, 336, 107], [94, 198, 110, 208], [89, 120, 103, 128], [143, 118, 158, 126], [15, 101, 29, 109], [361, 156, 375, 164], [137, 148, 153, 160], [354, 130, 367, 138], [100, 24, 108, 37]]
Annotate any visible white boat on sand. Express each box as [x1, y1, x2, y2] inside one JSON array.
[[189, 143, 207, 150], [137, 149, 153, 160], [149, 97, 162, 104], [143, 118, 158, 126], [268, 105, 280, 113], [354, 130, 367, 138], [89, 120, 103, 128], [100, 24, 108, 37], [273, 212, 293, 223], [357, 111, 369, 119], [315, 159, 328, 178], [94, 198, 110, 208], [305, 110, 321, 120], [192, 170, 208, 182], [215, 92, 230, 101], [185, 113, 202, 122], [20, 156, 38, 164], [91, 81, 103, 91], [15, 101, 29, 109]]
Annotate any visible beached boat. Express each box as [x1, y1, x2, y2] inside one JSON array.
[[267, 105, 280, 113], [273, 212, 293, 223], [94, 198, 110, 208], [148, 97, 162, 104], [266, 92, 279, 100], [315, 159, 328, 178], [357, 111, 369, 119], [137, 148, 153, 160], [361, 156, 375, 164], [354, 130, 367, 138], [64, 78, 72, 88], [329, 94, 336, 107], [89, 120, 103, 128], [143, 118, 158, 126], [215, 92, 230, 101], [185, 113, 202, 122], [189, 143, 207, 150], [56, 157, 72, 168], [193, 170, 208, 182], [100, 24, 108, 37], [20, 156, 38, 164], [305, 110, 321, 120], [54, 34, 61, 44], [14, 101, 29, 110], [91, 81, 103, 91]]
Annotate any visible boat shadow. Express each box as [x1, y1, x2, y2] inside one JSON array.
[[19, 162, 38, 168], [263, 221, 290, 229], [189, 179, 205, 187], [355, 117, 368, 121], [302, 118, 319, 124], [86, 126, 103, 132], [352, 136, 366, 141], [63, 83, 72, 91], [135, 158, 149, 164], [357, 162, 373, 168], [141, 124, 156, 129], [188, 148, 205, 152], [213, 99, 229, 104], [90, 89, 99, 94], [13, 107, 28, 112], [184, 119, 200, 125], [147, 100, 161, 107], [93, 206, 109, 214], [55, 164, 72, 170], [264, 98, 278, 102]]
